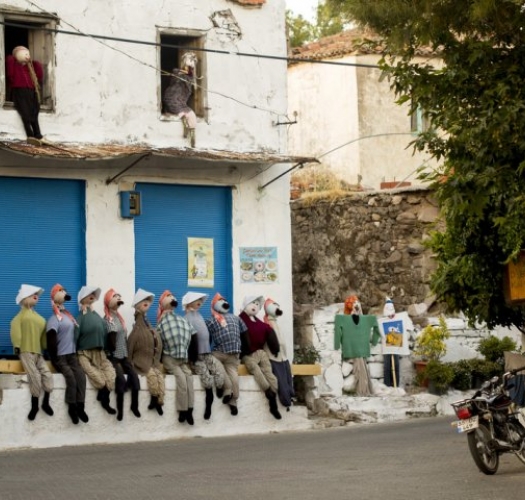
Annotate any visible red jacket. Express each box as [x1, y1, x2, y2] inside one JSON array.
[[6, 55, 43, 88]]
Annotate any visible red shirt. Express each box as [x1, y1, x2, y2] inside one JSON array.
[[239, 311, 273, 353], [6, 55, 43, 89]]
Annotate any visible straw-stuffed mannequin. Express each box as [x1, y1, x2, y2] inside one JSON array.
[[334, 295, 380, 396], [6, 46, 44, 144], [157, 290, 198, 425], [10, 284, 54, 421], [103, 288, 141, 421], [128, 289, 165, 416], [163, 51, 198, 147], [205, 293, 248, 416], [183, 292, 226, 420], [263, 298, 295, 411], [239, 295, 282, 420], [46, 284, 88, 424], [76, 285, 117, 414]]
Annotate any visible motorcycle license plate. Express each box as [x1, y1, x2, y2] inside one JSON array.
[[454, 415, 479, 433]]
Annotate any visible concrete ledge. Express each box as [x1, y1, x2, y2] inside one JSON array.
[[0, 373, 313, 451], [0, 360, 321, 376]]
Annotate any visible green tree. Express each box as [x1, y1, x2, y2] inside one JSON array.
[[326, 0, 525, 331], [287, 3, 346, 48]]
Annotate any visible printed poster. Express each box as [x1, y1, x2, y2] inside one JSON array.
[[188, 237, 214, 288], [239, 247, 279, 284], [377, 311, 413, 356]]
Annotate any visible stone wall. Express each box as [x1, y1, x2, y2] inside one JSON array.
[[291, 187, 440, 316]]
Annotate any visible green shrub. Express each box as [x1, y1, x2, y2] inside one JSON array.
[[413, 316, 450, 362], [294, 344, 321, 364], [449, 359, 473, 391], [424, 360, 454, 393], [477, 335, 517, 363]]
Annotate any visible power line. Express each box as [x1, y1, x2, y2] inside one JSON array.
[[0, 22, 380, 69]]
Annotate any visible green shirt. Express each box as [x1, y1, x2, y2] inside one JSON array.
[[76, 309, 106, 351], [10, 307, 47, 354], [334, 314, 380, 358]]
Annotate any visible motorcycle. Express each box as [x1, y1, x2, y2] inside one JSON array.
[[451, 366, 525, 475]]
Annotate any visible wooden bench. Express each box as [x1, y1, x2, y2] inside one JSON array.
[[0, 360, 321, 376]]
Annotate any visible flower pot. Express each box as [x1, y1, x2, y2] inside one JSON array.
[[414, 360, 429, 388]]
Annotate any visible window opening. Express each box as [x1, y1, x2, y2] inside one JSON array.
[[159, 33, 206, 118]]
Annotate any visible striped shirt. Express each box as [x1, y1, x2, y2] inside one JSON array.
[[206, 314, 247, 354], [157, 312, 196, 359], [104, 313, 128, 360]]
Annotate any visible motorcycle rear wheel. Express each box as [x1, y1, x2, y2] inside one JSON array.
[[467, 423, 499, 475]]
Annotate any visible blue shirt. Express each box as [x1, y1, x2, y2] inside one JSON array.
[[46, 313, 77, 356], [206, 314, 247, 354]]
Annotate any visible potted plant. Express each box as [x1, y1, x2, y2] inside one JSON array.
[[413, 316, 451, 391]]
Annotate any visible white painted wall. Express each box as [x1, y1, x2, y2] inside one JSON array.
[[0, 373, 311, 451], [287, 53, 438, 189], [0, 161, 296, 360], [2, 0, 288, 153]]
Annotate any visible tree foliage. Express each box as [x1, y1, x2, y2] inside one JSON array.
[[286, 3, 346, 48], [326, 0, 525, 330]]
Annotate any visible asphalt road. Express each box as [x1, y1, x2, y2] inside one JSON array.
[[1, 416, 525, 500]]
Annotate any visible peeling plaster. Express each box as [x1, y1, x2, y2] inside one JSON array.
[[210, 9, 242, 40]]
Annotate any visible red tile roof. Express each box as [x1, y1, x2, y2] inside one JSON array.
[[290, 28, 435, 62]]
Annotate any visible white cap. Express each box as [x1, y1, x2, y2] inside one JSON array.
[[182, 292, 208, 307], [242, 295, 264, 310], [15, 284, 44, 305], [132, 288, 154, 307], [77, 286, 101, 307]]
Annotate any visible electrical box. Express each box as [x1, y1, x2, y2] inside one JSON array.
[[120, 191, 141, 218]]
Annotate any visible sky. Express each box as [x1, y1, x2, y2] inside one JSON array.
[[286, 0, 320, 22]]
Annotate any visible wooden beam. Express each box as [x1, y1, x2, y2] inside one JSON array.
[[0, 360, 322, 376]]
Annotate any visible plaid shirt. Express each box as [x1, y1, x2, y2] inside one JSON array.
[[206, 314, 247, 354], [157, 312, 196, 359], [104, 313, 128, 360]]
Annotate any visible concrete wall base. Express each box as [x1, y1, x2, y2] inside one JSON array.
[[0, 374, 312, 451]]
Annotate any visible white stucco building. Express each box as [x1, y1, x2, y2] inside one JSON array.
[[287, 29, 438, 190], [0, 0, 314, 357]]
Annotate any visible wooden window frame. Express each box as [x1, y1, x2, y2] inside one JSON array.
[[157, 28, 207, 120], [1, 9, 57, 111]]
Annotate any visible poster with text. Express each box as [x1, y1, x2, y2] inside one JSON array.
[[377, 311, 413, 356], [188, 237, 214, 288], [239, 247, 279, 284]]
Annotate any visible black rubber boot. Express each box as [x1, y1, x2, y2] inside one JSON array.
[[130, 390, 141, 418], [216, 386, 224, 398], [76, 402, 89, 423], [41, 392, 54, 416], [116, 392, 124, 421], [186, 408, 194, 426], [156, 400, 164, 416], [68, 403, 79, 425], [178, 410, 187, 423], [148, 395, 157, 410], [100, 387, 117, 415], [28, 396, 39, 421], [230, 405, 238, 416], [222, 394, 233, 405], [204, 388, 214, 420], [265, 388, 282, 420]]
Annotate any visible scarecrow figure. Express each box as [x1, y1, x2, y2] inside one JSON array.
[[103, 288, 141, 421], [163, 51, 198, 147], [183, 292, 226, 420], [205, 293, 247, 416], [6, 46, 44, 144], [76, 285, 117, 415], [10, 284, 54, 421], [157, 290, 198, 425], [263, 298, 295, 411], [334, 295, 380, 396], [128, 289, 165, 416], [239, 295, 281, 420], [46, 284, 88, 424]]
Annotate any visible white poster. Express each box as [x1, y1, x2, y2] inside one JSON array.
[[377, 311, 413, 356]]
